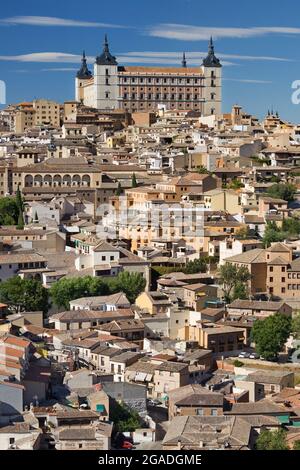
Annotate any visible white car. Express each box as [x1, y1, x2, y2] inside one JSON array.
[[249, 353, 259, 359], [238, 352, 248, 358]]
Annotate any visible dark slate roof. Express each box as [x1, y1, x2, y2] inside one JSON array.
[[202, 37, 222, 68], [77, 51, 92, 79], [95, 35, 118, 66]]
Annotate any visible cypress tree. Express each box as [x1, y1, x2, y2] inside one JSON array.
[[131, 173, 137, 188], [16, 184, 23, 212], [116, 182, 122, 196], [17, 211, 24, 230]]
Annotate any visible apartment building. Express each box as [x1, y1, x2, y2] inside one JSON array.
[[14, 100, 60, 133]]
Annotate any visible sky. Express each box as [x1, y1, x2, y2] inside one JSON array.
[[1, 0, 300, 121]]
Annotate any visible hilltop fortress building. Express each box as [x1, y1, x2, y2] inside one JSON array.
[[75, 36, 222, 115]]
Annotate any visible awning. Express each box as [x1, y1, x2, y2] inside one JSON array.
[[135, 372, 147, 382], [277, 415, 290, 425]]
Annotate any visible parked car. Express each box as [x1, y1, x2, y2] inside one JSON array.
[[122, 441, 134, 450], [238, 352, 250, 358], [147, 399, 162, 407], [249, 353, 259, 359]]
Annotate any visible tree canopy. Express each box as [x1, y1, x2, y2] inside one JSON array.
[[50, 276, 111, 309], [113, 271, 146, 304], [0, 197, 20, 225], [256, 429, 289, 450], [50, 272, 146, 309], [0, 277, 49, 313], [266, 183, 296, 202], [219, 263, 251, 303], [251, 313, 292, 360], [183, 258, 207, 274], [262, 221, 286, 248], [292, 311, 300, 339], [109, 401, 141, 432], [293, 440, 300, 450]]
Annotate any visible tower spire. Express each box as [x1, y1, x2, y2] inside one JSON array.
[[96, 33, 118, 65], [104, 34, 109, 51], [76, 50, 92, 79], [181, 52, 187, 68], [202, 37, 221, 68]]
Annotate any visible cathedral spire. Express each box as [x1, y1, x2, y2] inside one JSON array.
[[181, 52, 187, 68]]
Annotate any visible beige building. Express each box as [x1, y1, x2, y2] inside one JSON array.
[[14, 99, 60, 133], [168, 384, 224, 419], [179, 323, 246, 353], [203, 189, 241, 213], [153, 361, 190, 400]]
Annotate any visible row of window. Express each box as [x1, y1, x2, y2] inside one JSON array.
[[120, 77, 202, 84], [123, 93, 211, 101], [123, 102, 207, 110]]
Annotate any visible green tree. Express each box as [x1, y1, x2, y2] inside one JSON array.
[[282, 217, 300, 237], [235, 226, 251, 239], [116, 182, 122, 196], [262, 221, 286, 248], [17, 211, 24, 230], [292, 312, 300, 339], [183, 258, 207, 274], [293, 440, 300, 450], [267, 183, 296, 202], [228, 178, 244, 190], [16, 184, 24, 212], [197, 165, 209, 174], [232, 282, 249, 301], [50, 276, 110, 309], [0, 197, 19, 225], [131, 173, 137, 188], [0, 277, 49, 313], [251, 313, 292, 360], [256, 429, 289, 450], [219, 263, 251, 303], [115, 271, 146, 304], [109, 401, 141, 432]]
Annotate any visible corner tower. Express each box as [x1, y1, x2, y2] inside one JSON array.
[[94, 35, 119, 110], [201, 37, 222, 116], [75, 51, 92, 102]]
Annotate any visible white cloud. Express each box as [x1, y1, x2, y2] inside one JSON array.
[[1, 16, 124, 28], [0, 52, 92, 63], [224, 78, 272, 84], [116, 55, 235, 66], [147, 24, 300, 41], [41, 67, 78, 72], [118, 51, 291, 62]]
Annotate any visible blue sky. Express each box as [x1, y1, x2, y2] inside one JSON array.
[[1, 0, 300, 121]]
